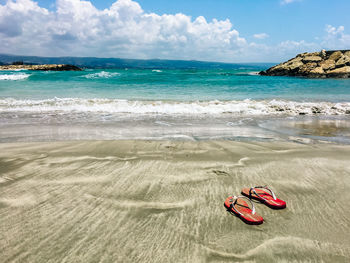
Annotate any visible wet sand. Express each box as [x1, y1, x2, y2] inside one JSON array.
[[1, 140, 350, 262]]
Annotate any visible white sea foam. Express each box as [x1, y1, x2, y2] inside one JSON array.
[[155, 121, 172, 126], [247, 71, 260, 75], [84, 71, 120, 79], [0, 73, 30, 80], [152, 69, 162, 73], [1, 98, 350, 116]]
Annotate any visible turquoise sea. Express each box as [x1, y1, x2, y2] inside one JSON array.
[[1, 66, 350, 143], [2, 67, 350, 101]]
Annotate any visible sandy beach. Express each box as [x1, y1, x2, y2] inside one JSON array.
[[2, 0, 350, 262], [1, 140, 349, 262]]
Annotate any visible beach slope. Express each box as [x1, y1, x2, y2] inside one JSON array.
[[1, 140, 350, 262]]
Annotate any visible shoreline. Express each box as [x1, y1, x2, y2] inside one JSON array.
[[1, 140, 350, 262], [1, 113, 350, 144]]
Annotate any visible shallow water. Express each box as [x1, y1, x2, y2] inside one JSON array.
[[1, 111, 350, 144]]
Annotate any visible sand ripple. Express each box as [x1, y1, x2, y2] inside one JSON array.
[[0, 140, 349, 262]]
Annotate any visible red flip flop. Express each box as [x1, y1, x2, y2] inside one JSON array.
[[241, 186, 286, 209], [224, 195, 263, 225]]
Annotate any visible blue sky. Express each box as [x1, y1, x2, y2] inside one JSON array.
[[0, 0, 349, 62]]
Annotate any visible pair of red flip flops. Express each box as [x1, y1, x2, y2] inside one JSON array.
[[224, 186, 286, 225]]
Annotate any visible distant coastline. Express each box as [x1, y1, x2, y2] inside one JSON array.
[[260, 50, 350, 78], [0, 64, 81, 71], [0, 54, 274, 70]]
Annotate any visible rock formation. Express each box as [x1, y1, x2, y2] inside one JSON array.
[[0, 64, 82, 71], [260, 50, 350, 78]]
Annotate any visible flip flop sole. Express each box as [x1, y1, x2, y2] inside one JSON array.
[[224, 197, 264, 225]]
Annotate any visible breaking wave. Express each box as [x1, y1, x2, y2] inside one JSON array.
[[1, 98, 350, 116], [0, 73, 30, 80], [247, 71, 260, 75], [83, 71, 120, 79]]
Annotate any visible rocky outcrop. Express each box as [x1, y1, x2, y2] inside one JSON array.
[[0, 64, 82, 71], [260, 50, 350, 78]]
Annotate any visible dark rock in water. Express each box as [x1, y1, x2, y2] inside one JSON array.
[[275, 108, 285, 112], [260, 50, 350, 78], [312, 107, 322, 114], [0, 64, 82, 71]]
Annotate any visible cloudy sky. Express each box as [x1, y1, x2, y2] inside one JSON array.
[[0, 0, 349, 62]]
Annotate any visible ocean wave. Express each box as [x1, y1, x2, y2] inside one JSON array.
[[0, 73, 30, 80], [152, 69, 162, 73], [247, 71, 260, 75], [1, 98, 350, 116], [83, 71, 120, 79]]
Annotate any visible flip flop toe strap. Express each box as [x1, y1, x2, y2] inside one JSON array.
[[249, 186, 277, 201], [229, 195, 256, 215]]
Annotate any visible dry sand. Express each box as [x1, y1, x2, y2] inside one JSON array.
[[1, 140, 350, 262]]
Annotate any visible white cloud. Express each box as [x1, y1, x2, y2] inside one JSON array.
[[0, 0, 247, 61], [261, 25, 350, 61], [0, 1, 348, 63], [253, 33, 269, 39], [322, 25, 350, 50], [276, 40, 319, 59]]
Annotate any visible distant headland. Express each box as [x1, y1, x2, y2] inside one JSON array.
[[0, 54, 271, 70], [260, 50, 350, 78], [0, 63, 81, 71]]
